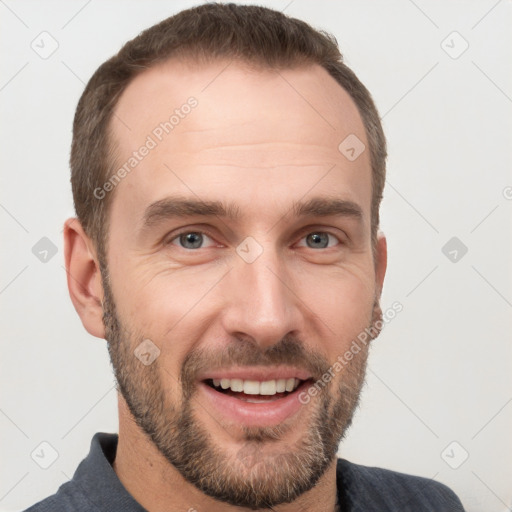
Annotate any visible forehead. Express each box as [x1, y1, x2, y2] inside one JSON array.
[[107, 58, 371, 232], [111, 58, 366, 152]]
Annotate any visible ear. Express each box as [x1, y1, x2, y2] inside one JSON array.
[[63, 218, 105, 339], [374, 231, 387, 298]]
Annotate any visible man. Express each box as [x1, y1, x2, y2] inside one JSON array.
[[25, 3, 465, 511]]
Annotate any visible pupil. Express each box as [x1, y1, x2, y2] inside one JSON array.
[[180, 232, 202, 249], [307, 233, 328, 248]]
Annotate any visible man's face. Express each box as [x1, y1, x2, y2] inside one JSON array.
[[102, 59, 385, 509]]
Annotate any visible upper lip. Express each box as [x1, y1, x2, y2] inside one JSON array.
[[198, 366, 312, 382]]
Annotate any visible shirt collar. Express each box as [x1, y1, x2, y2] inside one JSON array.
[[71, 432, 146, 511]]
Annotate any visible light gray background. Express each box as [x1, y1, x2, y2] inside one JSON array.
[[1, 1, 511, 511]]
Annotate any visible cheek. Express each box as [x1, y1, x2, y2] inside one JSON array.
[[111, 264, 224, 367], [109, 249, 376, 366], [299, 264, 376, 342]]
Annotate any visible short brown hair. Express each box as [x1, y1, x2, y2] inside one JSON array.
[[71, 3, 386, 261]]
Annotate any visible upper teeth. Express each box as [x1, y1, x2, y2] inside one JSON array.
[[212, 378, 301, 395]]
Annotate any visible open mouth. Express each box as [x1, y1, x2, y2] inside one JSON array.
[[203, 377, 311, 403], [198, 373, 314, 426]]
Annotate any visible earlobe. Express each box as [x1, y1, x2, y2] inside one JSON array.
[[63, 218, 105, 339]]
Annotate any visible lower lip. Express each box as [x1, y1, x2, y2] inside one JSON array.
[[197, 380, 311, 427]]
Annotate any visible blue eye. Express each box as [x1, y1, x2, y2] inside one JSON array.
[[171, 232, 215, 250], [167, 230, 341, 251], [300, 232, 340, 249]]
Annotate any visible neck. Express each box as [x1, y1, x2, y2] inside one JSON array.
[[113, 395, 340, 512]]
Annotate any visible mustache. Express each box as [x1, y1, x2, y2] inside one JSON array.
[[178, 296, 383, 395], [180, 335, 331, 397]]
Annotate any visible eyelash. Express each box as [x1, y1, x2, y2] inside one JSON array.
[[166, 228, 344, 250]]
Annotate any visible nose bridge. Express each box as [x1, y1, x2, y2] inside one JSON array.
[[221, 239, 300, 347]]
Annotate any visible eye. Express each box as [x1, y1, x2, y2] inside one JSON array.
[[297, 232, 341, 249], [168, 231, 216, 250]]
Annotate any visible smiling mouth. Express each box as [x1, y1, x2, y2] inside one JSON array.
[[203, 378, 311, 403]]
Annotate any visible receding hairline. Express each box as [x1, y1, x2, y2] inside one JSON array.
[[104, 55, 366, 186]]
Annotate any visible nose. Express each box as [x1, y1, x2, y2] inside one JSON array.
[[219, 244, 303, 350]]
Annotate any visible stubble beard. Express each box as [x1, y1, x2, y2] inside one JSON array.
[[101, 271, 380, 509]]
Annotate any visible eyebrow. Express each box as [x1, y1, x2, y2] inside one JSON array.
[[141, 195, 363, 230], [292, 196, 363, 220]]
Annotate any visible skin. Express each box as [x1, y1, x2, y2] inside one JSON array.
[[64, 59, 387, 512]]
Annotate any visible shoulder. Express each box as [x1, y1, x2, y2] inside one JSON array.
[[22, 480, 97, 512], [337, 459, 465, 511]]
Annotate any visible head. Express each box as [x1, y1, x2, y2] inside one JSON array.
[[65, 3, 387, 510]]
